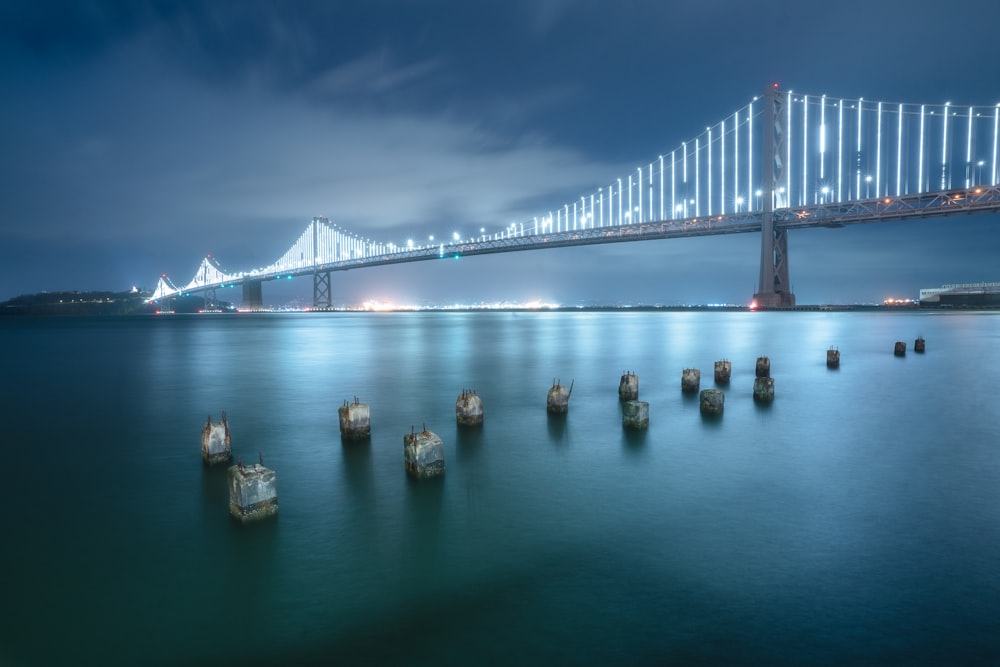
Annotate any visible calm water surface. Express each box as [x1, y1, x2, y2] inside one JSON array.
[[1, 311, 998, 666]]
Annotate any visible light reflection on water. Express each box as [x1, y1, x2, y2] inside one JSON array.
[[0, 311, 998, 666]]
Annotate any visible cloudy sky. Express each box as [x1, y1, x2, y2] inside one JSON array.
[[1, 0, 998, 306]]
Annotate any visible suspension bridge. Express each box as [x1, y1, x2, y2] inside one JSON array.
[[150, 85, 1000, 309]]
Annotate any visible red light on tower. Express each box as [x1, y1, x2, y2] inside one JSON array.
[[772, 82, 779, 89]]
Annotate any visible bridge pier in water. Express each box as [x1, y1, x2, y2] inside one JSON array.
[[242, 279, 263, 311], [313, 270, 331, 310], [753, 84, 796, 308]]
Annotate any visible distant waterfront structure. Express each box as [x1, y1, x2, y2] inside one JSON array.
[[919, 282, 1000, 307]]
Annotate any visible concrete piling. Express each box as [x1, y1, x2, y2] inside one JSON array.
[[456, 389, 484, 426], [201, 412, 232, 465], [714, 360, 731, 384], [618, 372, 639, 401], [547, 379, 573, 414], [622, 400, 649, 429], [338, 397, 371, 441], [753, 376, 775, 402], [894, 341, 906, 357], [681, 368, 700, 393], [827, 348, 840, 368], [914, 336, 926, 353], [403, 426, 445, 477], [700, 389, 725, 415], [755, 356, 771, 378], [228, 457, 278, 522]]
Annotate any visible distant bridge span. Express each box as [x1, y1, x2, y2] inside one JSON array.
[[152, 86, 1000, 308]]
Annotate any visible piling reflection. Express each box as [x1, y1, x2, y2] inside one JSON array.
[[401, 472, 445, 592], [621, 426, 647, 452], [546, 413, 568, 443]]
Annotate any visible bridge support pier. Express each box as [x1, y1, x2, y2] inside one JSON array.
[[203, 287, 217, 311], [242, 279, 263, 311], [313, 271, 331, 310], [753, 84, 796, 309], [753, 223, 795, 307]]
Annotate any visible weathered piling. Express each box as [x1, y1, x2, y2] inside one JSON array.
[[547, 379, 573, 414], [201, 412, 232, 465], [914, 336, 926, 353], [681, 368, 700, 393], [894, 341, 906, 357], [228, 456, 278, 522], [753, 376, 775, 402], [700, 389, 725, 415], [827, 348, 840, 368], [456, 389, 484, 426], [755, 356, 771, 378], [618, 371, 639, 401], [403, 426, 445, 477], [622, 400, 649, 429], [714, 360, 732, 384], [338, 397, 371, 441]]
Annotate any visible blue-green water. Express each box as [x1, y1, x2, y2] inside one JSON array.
[[1, 311, 998, 666]]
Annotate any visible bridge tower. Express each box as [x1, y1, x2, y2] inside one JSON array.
[[753, 85, 796, 308], [312, 216, 332, 310]]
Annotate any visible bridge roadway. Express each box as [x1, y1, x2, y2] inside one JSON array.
[[220, 184, 1000, 291]]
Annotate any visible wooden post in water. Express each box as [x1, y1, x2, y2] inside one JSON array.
[[228, 457, 278, 522], [201, 411, 232, 465], [681, 368, 700, 393], [914, 337, 926, 353], [700, 389, 725, 415], [894, 341, 906, 357], [753, 377, 775, 402], [456, 389, 484, 426], [547, 379, 573, 414], [755, 356, 771, 378], [827, 348, 840, 368], [403, 425, 445, 477], [714, 360, 731, 384], [622, 400, 649, 429], [618, 371, 639, 401], [338, 397, 371, 441]]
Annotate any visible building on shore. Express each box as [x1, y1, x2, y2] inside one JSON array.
[[919, 282, 1000, 308]]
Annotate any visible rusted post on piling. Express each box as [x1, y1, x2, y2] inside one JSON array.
[[228, 461, 278, 522], [547, 378, 573, 414], [201, 411, 232, 465], [681, 368, 700, 393], [714, 360, 731, 384], [456, 388, 484, 426], [338, 396, 371, 441], [755, 356, 770, 378], [403, 426, 445, 477], [618, 371, 639, 401]]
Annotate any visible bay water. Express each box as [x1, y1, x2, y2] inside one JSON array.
[[1, 311, 998, 666]]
